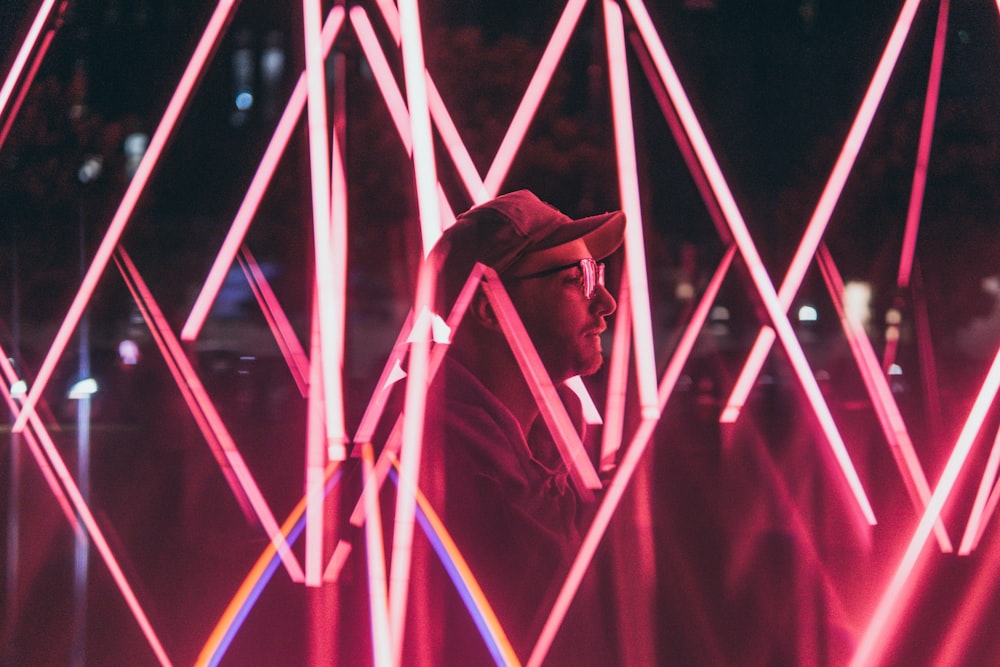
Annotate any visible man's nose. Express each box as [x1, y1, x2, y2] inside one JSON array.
[[592, 283, 616, 317]]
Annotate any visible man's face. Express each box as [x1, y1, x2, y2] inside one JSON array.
[[504, 239, 616, 383]]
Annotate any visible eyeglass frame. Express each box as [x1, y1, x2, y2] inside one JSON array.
[[506, 257, 606, 300]]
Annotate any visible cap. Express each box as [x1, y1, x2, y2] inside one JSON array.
[[431, 190, 625, 307]]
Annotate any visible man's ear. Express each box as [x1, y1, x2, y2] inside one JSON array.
[[471, 291, 502, 332]]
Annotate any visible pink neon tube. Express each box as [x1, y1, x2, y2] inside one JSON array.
[[13, 0, 240, 434], [898, 0, 949, 289], [720, 0, 923, 421], [305, 293, 328, 586], [0, 357, 173, 666], [482, 0, 589, 198], [116, 249, 305, 582], [116, 254, 254, 520], [181, 7, 346, 341], [388, 0, 446, 644], [0, 0, 59, 121], [386, 0, 454, 615], [0, 353, 80, 533], [528, 246, 736, 667], [362, 443, 393, 667], [0, 3, 62, 150], [388, 256, 437, 663], [481, 268, 601, 495], [816, 246, 951, 551], [372, 0, 485, 203], [238, 249, 309, 397], [300, 0, 348, 457], [625, 0, 875, 525], [605, 0, 659, 419], [601, 273, 632, 472], [850, 343, 1000, 667], [349, 8, 457, 228], [958, 423, 1000, 554]]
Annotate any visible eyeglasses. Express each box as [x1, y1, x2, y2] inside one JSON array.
[[508, 258, 606, 300]]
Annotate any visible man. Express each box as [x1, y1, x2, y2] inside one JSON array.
[[416, 190, 625, 664]]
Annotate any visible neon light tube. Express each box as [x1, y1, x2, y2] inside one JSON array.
[[605, 0, 658, 419], [600, 272, 632, 472], [626, 0, 876, 525], [897, 0, 949, 289], [0, 0, 59, 121], [958, 423, 1000, 554], [181, 7, 346, 341], [305, 293, 329, 584], [0, 4, 62, 149], [387, 253, 437, 664], [719, 0, 923, 421], [480, 268, 601, 495], [0, 352, 80, 533], [362, 444, 393, 667], [388, 462, 521, 666], [196, 464, 342, 667], [483, 0, 589, 198], [397, 0, 443, 253], [371, 0, 485, 203], [816, 245, 950, 551], [238, 249, 309, 397], [0, 357, 173, 665], [528, 246, 735, 667], [13, 0, 241, 434], [116, 253, 255, 521], [116, 249, 304, 581], [350, 7, 457, 227], [850, 343, 1000, 667]]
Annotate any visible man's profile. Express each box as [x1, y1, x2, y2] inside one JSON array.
[[416, 189, 625, 664]]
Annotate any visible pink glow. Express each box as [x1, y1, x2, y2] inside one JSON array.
[[326, 119, 350, 444], [850, 343, 1000, 667], [816, 246, 951, 551], [483, 0, 588, 198], [388, 254, 437, 663], [719, 327, 775, 423], [481, 267, 602, 495], [625, 0, 875, 525], [116, 249, 305, 582], [933, 522, 1000, 667], [0, 352, 80, 533], [528, 246, 735, 667], [386, 0, 450, 639], [116, 254, 254, 520], [397, 0, 444, 254], [181, 7, 346, 342], [0, 352, 173, 666], [958, 424, 1000, 554], [0, 8, 59, 149], [352, 311, 415, 449], [0, 0, 58, 122], [12, 0, 240, 434], [349, 8, 457, 227], [720, 0, 922, 422], [370, 1, 485, 206], [306, 295, 327, 585], [301, 0, 348, 455], [349, 266, 486, 530], [361, 443, 393, 667], [604, 0, 658, 419], [601, 272, 633, 472], [239, 249, 309, 397], [626, 30, 731, 243], [898, 0, 949, 288]]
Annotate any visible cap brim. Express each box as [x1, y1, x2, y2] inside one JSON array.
[[534, 210, 626, 261]]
